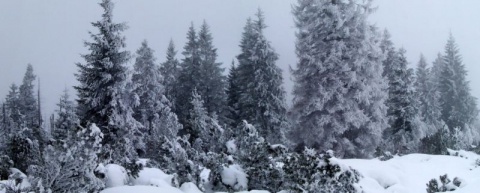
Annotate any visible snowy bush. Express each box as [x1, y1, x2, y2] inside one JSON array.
[[284, 149, 362, 193], [426, 174, 461, 193]]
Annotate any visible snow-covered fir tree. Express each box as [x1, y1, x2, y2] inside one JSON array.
[[74, 0, 143, 174], [226, 61, 241, 129], [52, 88, 77, 141], [290, 0, 387, 158], [5, 84, 22, 130], [197, 21, 227, 123], [438, 34, 478, 133], [414, 54, 442, 135], [29, 124, 104, 192], [131, 40, 163, 132], [176, 22, 227, 128], [160, 39, 180, 108], [235, 10, 289, 144], [383, 48, 423, 154], [188, 89, 224, 153], [18, 64, 38, 129], [176, 24, 202, 125]]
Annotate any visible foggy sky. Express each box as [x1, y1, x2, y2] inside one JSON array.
[[1, 0, 479, 119]]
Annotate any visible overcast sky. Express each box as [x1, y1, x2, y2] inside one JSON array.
[[1, 0, 479, 118]]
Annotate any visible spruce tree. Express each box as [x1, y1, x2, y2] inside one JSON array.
[[383, 48, 423, 154], [74, 0, 142, 173], [176, 24, 202, 125], [226, 61, 241, 129], [131, 41, 183, 166], [197, 21, 227, 121], [52, 88, 77, 141], [438, 34, 478, 132], [176, 22, 227, 129], [161, 39, 180, 108], [18, 64, 38, 129], [5, 84, 22, 130], [235, 10, 289, 144], [415, 54, 441, 135], [188, 89, 224, 153], [291, 0, 387, 158]]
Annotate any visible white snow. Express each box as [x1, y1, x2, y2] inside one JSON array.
[[226, 139, 237, 154], [104, 164, 129, 188], [220, 164, 248, 190], [130, 167, 174, 187], [343, 151, 480, 193], [180, 182, 203, 193], [101, 185, 184, 193]]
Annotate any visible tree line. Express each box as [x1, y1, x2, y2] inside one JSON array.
[[0, 0, 478, 192]]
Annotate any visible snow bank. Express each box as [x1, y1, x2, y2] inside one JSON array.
[[180, 182, 202, 193], [101, 185, 184, 193], [343, 152, 480, 193], [131, 167, 174, 187], [104, 164, 129, 188], [221, 164, 248, 190]]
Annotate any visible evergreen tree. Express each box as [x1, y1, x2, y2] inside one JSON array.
[[131, 40, 162, 132], [131, 40, 182, 162], [176, 23, 202, 125], [29, 124, 104, 192], [383, 48, 423, 154], [235, 10, 289, 144], [176, 22, 227, 128], [52, 88, 77, 141], [291, 0, 387, 158], [414, 54, 442, 135], [5, 84, 22, 130], [161, 39, 180, 108], [18, 64, 38, 129], [197, 21, 227, 122], [188, 89, 224, 153], [438, 34, 478, 133], [226, 61, 241, 129], [74, 0, 142, 173]]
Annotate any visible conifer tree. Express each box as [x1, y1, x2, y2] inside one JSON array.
[[383, 49, 423, 154], [188, 89, 224, 153], [226, 61, 241, 129], [291, 0, 387, 158], [5, 84, 22, 130], [415, 55, 442, 135], [176, 22, 227, 128], [176, 24, 201, 125], [235, 10, 289, 144], [197, 21, 227, 121], [18, 64, 38, 129], [438, 34, 478, 132], [74, 0, 142, 173], [52, 88, 77, 141], [161, 39, 180, 107]]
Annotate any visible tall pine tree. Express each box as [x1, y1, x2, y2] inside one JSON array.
[[291, 0, 387, 158], [383, 48, 423, 154], [160, 39, 180, 108], [176, 22, 227, 130], [438, 34, 478, 132], [18, 64, 38, 129], [74, 0, 142, 172], [414, 54, 441, 135], [235, 10, 289, 144]]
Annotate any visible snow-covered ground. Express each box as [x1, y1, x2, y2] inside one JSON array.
[[2, 150, 479, 193], [97, 150, 480, 193], [344, 149, 480, 193]]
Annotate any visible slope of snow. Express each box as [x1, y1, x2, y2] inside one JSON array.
[[343, 151, 480, 193]]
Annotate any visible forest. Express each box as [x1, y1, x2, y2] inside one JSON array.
[[0, 0, 479, 192]]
